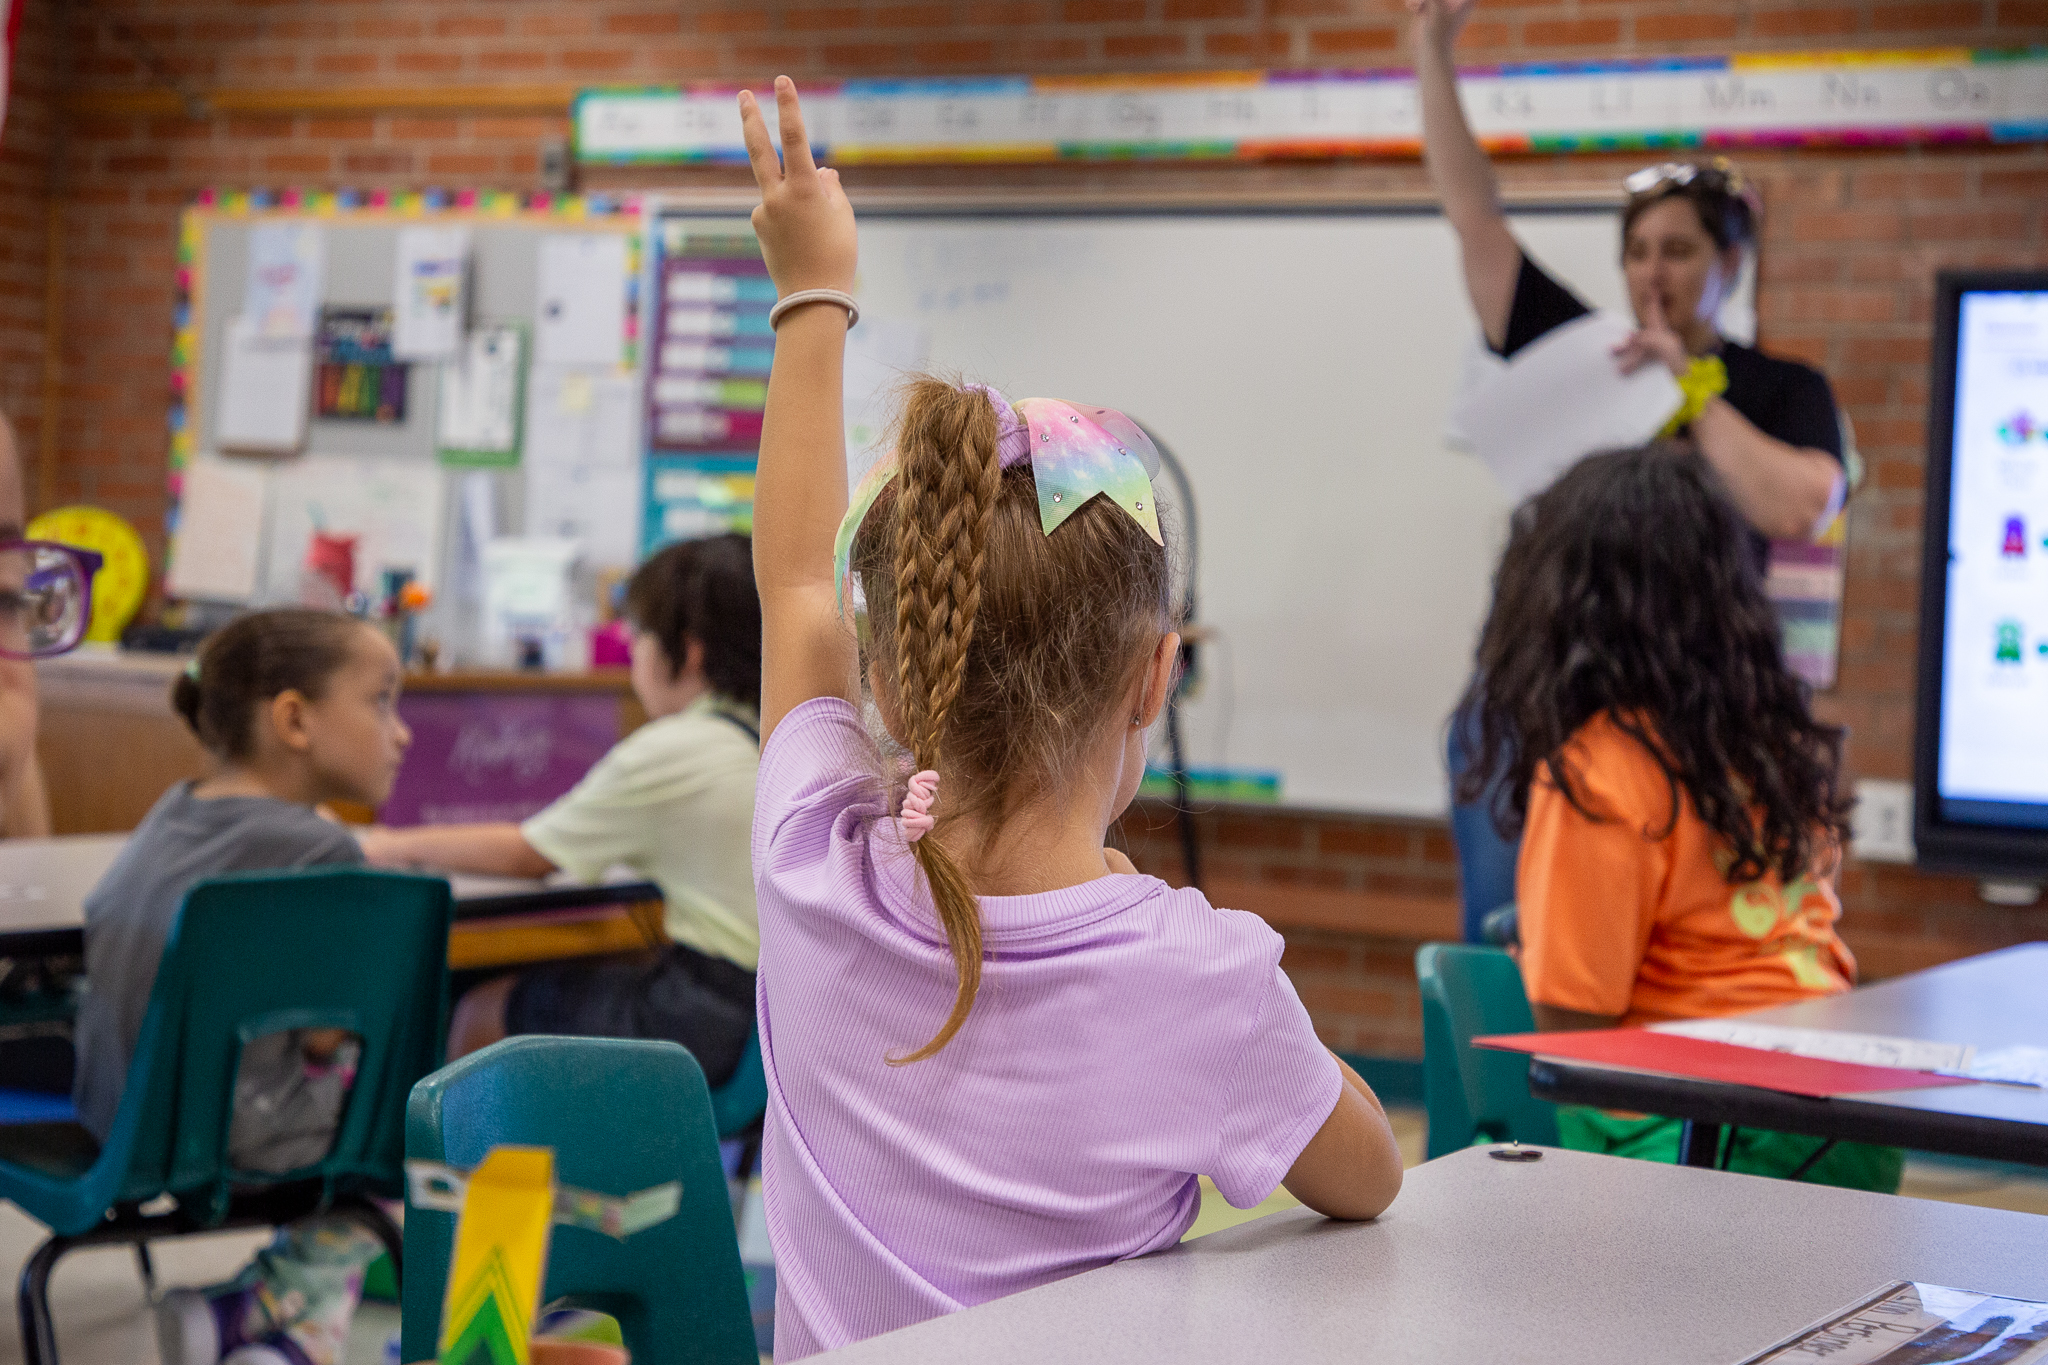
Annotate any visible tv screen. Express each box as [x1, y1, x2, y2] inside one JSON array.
[[1915, 270, 2048, 876]]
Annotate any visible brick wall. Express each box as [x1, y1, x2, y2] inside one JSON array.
[[0, 0, 53, 492], [11, 0, 2048, 1057]]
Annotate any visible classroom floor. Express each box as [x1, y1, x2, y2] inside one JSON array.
[[0, 1104, 2041, 1365]]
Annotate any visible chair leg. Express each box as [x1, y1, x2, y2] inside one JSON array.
[[338, 1196, 403, 1286], [18, 1233, 69, 1365], [133, 1243, 156, 1299]]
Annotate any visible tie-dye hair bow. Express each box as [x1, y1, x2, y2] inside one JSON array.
[[832, 384, 1165, 613]]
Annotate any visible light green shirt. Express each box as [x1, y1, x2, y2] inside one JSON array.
[[521, 695, 761, 969]]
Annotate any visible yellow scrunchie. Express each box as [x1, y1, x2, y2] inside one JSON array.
[[1660, 354, 1729, 437]]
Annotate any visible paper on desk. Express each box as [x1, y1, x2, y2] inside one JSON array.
[[245, 222, 326, 341], [535, 234, 628, 368], [393, 225, 470, 360], [216, 316, 312, 454], [168, 455, 269, 601], [1445, 311, 1683, 503], [523, 365, 640, 570], [1650, 1019, 1976, 1074], [1966, 1045, 2048, 1087]]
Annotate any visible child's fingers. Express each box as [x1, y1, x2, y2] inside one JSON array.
[[775, 76, 819, 178], [738, 90, 783, 191]]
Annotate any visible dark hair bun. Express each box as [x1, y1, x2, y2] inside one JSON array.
[[170, 609, 362, 761]]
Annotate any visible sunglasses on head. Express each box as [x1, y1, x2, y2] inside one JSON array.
[[0, 540, 103, 660], [1624, 159, 1747, 199]]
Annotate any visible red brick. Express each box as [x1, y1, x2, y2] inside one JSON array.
[[518, 12, 593, 37], [698, 10, 773, 33], [259, 150, 333, 175], [387, 117, 462, 140], [560, 47, 638, 74], [1870, 1, 1987, 29], [392, 50, 465, 76], [963, 1, 1052, 22], [425, 150, 502, 175], [1635, 11, 1739, 41], [1103, 31, 1188, 58], [1307, 24, 1399, 53], [1204, 29, 1290, 58], [1064, 0, 1147, 19], [477, 47, 551, 73], [1523, 16, 1623, 45], [784, 6, 865, 28], [434, 14, 507, 38], [822, 42, 908, 69], [302, 117, 376, 141], [876, 3, 954, 24], [469, 115, 563, 141], [1166, 0, 1251, 17], [1318, 825, 1412, 859], [1753, 6, 1860, 36], [1216, 813, 1309, 851], [312, 51, 380, 76], [1982, 166, 2048, 200]]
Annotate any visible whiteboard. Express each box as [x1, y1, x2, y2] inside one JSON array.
[[848, 207, 1755, 817]]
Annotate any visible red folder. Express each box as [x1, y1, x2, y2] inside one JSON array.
[[1473, 1029, 1979, 1099]]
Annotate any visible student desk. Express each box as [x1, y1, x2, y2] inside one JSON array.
[[809, 1145, 2048, 1365], [1526, 943, 2048, 1168], [0, 833, 664, 971]]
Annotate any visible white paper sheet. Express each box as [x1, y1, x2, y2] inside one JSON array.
[[844, 314, 930, 474], [393, 225, 470, 360], [535, 234, 628, 367], [436, 325, 524, 460], [453, 470, 497, 607], [261, 453, 447, 601], [1445, 311, 1683, 503], [216, 316, 312, 454], [523, 365, 641, 570], [1649, 1019, 1976, 1073], [1966, 1045, 2048, 1087], [245, 222, 326, 341], [168, 455, 269, 601]]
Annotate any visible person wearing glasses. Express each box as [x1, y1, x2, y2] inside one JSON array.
[[1412, 0, 1851, 944], [0, 413, 88, 842]]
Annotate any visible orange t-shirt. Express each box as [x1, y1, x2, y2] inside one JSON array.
[[1517, 713, 1856, 1027]]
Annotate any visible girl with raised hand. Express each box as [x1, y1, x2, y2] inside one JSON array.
[[738, 78, 1403, 1360]]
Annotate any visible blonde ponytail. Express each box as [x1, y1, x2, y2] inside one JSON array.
[[886, 379, 1003, 1063]]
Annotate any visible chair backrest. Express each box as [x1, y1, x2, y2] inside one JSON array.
[[401, 1036, 756, 1365], [83, 869, 452, 1225], [707, 1029, 766, 1140], [1415, 943, 1559, 1159]]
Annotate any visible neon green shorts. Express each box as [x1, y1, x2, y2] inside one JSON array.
[[1556, 1106, 1905, 1194]]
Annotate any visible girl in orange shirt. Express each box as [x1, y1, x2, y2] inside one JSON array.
[[1455, 441, 1899, 1192]]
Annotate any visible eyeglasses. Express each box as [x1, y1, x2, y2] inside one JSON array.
[[0, 541, 104, 660], [1624, 158, 1747, 200]]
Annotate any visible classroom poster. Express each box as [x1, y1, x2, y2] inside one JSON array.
[[645, 226, 773, 456], [436, 324, 525, 466], [315, 308, 408, 423], [393, 225, 471, 360], [1742, 1282, 2048, 1364], [523, 364, 641, 570], [215, 315, 312, 454], [536, 233, 628, 368], [244, 222, 326, 340], [381, 692, 620, 826]]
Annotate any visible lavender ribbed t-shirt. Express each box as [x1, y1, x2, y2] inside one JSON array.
[[753, 698, 1343, 1360]]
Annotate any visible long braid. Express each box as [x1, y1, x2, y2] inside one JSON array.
[[888, 381, 1002, 1064]]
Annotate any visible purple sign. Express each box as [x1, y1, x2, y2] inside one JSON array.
[[381, 692, 620, 827]]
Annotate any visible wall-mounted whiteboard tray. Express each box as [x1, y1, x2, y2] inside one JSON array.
[[779, 199, 1755, 818]]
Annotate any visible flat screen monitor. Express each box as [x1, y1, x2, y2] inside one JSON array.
[[1914, 270, 2048, 876]]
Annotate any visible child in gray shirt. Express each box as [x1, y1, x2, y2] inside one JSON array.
[[76, 608, 415, 1365]]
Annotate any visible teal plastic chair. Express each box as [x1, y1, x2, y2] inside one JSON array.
[[401, 1035, 756, 1365], [710, 1029, 767, 1178], [1416, 942, 1560, 1159], [0, 868, 453, 1365]]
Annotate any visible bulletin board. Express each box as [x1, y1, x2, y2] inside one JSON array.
[[167, 188, 643, 663]]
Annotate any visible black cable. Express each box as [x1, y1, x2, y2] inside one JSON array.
[[1138, 423, 1203, 891]]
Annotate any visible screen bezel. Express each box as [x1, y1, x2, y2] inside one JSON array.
[[1912, 269, 2048, 877]]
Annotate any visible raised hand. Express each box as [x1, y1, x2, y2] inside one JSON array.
[[738, 77, 857, 299], [1407, 0, 1479, 54], [1612, 289, 1692, 377]]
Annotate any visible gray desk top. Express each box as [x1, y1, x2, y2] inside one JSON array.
[[0, 834, 656, 945], [1534, 944, 2048, 1141], [815, 1146, 2048, 1365]]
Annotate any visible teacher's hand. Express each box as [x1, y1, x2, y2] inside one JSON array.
[[1612, 291, 1691, 378], [1406, 0, 1479, 53]]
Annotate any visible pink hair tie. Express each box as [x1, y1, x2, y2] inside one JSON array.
[[901, 770, 940, 843]]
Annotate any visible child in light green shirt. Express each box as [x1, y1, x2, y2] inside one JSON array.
[[361, 535, 761, 1082]]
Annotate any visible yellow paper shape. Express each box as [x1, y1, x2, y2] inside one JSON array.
[[440, 1146, 556, 1365]]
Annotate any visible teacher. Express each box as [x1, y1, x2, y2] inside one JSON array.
[[1411, 0, 1851, 940]]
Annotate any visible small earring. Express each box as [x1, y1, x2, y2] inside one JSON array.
[[1132, 714, 1143, 726]]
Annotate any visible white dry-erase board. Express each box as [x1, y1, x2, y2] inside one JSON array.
[[171, 195, 639, 662], [839, 204, 1757, 817]]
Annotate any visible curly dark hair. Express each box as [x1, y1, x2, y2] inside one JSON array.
[[626, 533, 762, 709], [1453, 441, 1850, 884]]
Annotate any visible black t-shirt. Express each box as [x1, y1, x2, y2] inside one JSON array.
[[1496, 253, 1845, 465]]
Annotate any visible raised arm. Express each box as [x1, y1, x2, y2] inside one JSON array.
[[1409, 0, 1522, 351], [741, 78, 863, 743]]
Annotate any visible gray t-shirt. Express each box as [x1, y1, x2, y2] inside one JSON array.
[[73, 783, 363, 1164]]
